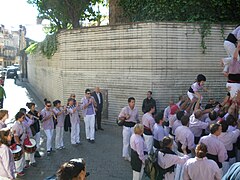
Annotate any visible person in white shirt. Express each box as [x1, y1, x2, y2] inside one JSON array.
[[182, 143, 221, 180]]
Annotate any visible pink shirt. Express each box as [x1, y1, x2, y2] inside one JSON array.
[[183, 157, 221, 180], [189, 114, 209, 137], [118, 106, 139, 123], [175, 126, 195, 150], [172, 120, 182, 135], [218, 130, 240, 151], [130, 134, 147, 163], [158, 150, 189, 180], [0, 144, 15, 179], [40, 108, 54, 130], [199, 134, 228, 163], [229, 60, 240, 74], [12, 121, 26, 144], [67, 105, 80, 125], [53, 107, 66, 127], [141, 113, 155, 132], [190, 82, 203, 92]]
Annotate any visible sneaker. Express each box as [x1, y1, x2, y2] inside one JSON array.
[[34, 151, 41, 158], [47, 151, 51, 156], [17, 171, 25, 177], [61, 146, 65, 149]]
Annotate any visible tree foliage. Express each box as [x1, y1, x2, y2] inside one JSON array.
[[118, 0, 240, 23], [27, 0, 105, 30], [26, 0, 107, 58], [25, 34, 57, 59]]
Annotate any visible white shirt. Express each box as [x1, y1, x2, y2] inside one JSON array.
[[183, 157, 221, 180], [96, 93, 101, 104]]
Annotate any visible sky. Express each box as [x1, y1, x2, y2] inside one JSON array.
[[0, 0, 109, 42], [0, 0, 46, 42]]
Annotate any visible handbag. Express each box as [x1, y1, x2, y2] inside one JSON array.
[[116, 118, 125, 126]]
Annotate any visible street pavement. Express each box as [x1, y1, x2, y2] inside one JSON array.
[[3, 78, 149, 180]]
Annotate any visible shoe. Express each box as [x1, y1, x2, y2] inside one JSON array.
[[87, 139, 91, 143], [17, 171, 25, 177], [30, 162, 37, 167], [90, 140, 95, 144], [99, 128, 104, 131], [60, 146, 65, 149], [50, 148, 56, 153], [76, 142, 81, 145], [34, 151, 41, 158], [24, 164, 30, 169], [47, 151, 51, 156], [124, 157, 131, 162]]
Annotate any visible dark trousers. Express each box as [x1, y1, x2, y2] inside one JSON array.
[[0, 98, 4, 109], [95, 111, 102, 129]]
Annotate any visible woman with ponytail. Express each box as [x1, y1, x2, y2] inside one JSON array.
[[182, 143, 221, 180]]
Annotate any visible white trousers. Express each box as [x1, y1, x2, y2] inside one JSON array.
[[0, 176, 12, 180], [224, 40, 238, 58], [44, 129, 54, 151], [143, 134, 153, 154], [222, 161, 230, 176], [175, 151, 192, 180], [55, 126, 64, 148], [84, 115, 95, 140], [25, 152, 36, 164], [226, 82, 240, 98], [70, 123, 80, 144], [15, 155, 25, 173], [187, 91, 203, 102], [223, 41, 239, 72], [122, 126, 134, 158], [132, 165, 144, 180], [34, 132, 40, 150]]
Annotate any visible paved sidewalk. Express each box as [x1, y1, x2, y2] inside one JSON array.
[[15, 81, 141, 180]]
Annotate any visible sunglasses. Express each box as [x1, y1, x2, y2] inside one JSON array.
[[86, 92, 91, 94], [46, 104, 52, 107]]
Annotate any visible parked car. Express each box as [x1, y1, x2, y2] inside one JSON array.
[[6, 68, 18, 79]]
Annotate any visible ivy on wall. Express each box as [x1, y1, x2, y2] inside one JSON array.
[[26, 33, 57, 59], [118, 0, 240, 52]]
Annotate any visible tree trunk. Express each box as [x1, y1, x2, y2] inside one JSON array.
[[109, 0, 128, 25]]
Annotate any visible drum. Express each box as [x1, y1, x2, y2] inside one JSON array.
[[24, 138, 37, 154], [11, 145, 22, 161]]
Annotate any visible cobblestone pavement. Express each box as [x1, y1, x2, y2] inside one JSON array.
[[3, 79, 149, 180]]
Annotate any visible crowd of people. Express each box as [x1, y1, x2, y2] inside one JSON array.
[[0, 87, 104, 179], [0, 25, 240, 180], [119, 25, 240, 180]]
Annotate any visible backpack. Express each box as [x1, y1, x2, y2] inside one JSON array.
[[144, 150, 163, 180]]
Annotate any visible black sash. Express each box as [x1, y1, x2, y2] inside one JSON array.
[[188, 87, 194, 93], [226, 33, 238, 45], [144, 126, 153, 135], [194, 136, 201, 145], [159, 148, 176, 174], [227, 149, 236, 161], [228, 74, 240, 83], [206, 153, 222, 168], [123, 121, 136, 128], [131, 149, 142, 172], [177, 141, 191, 154]]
